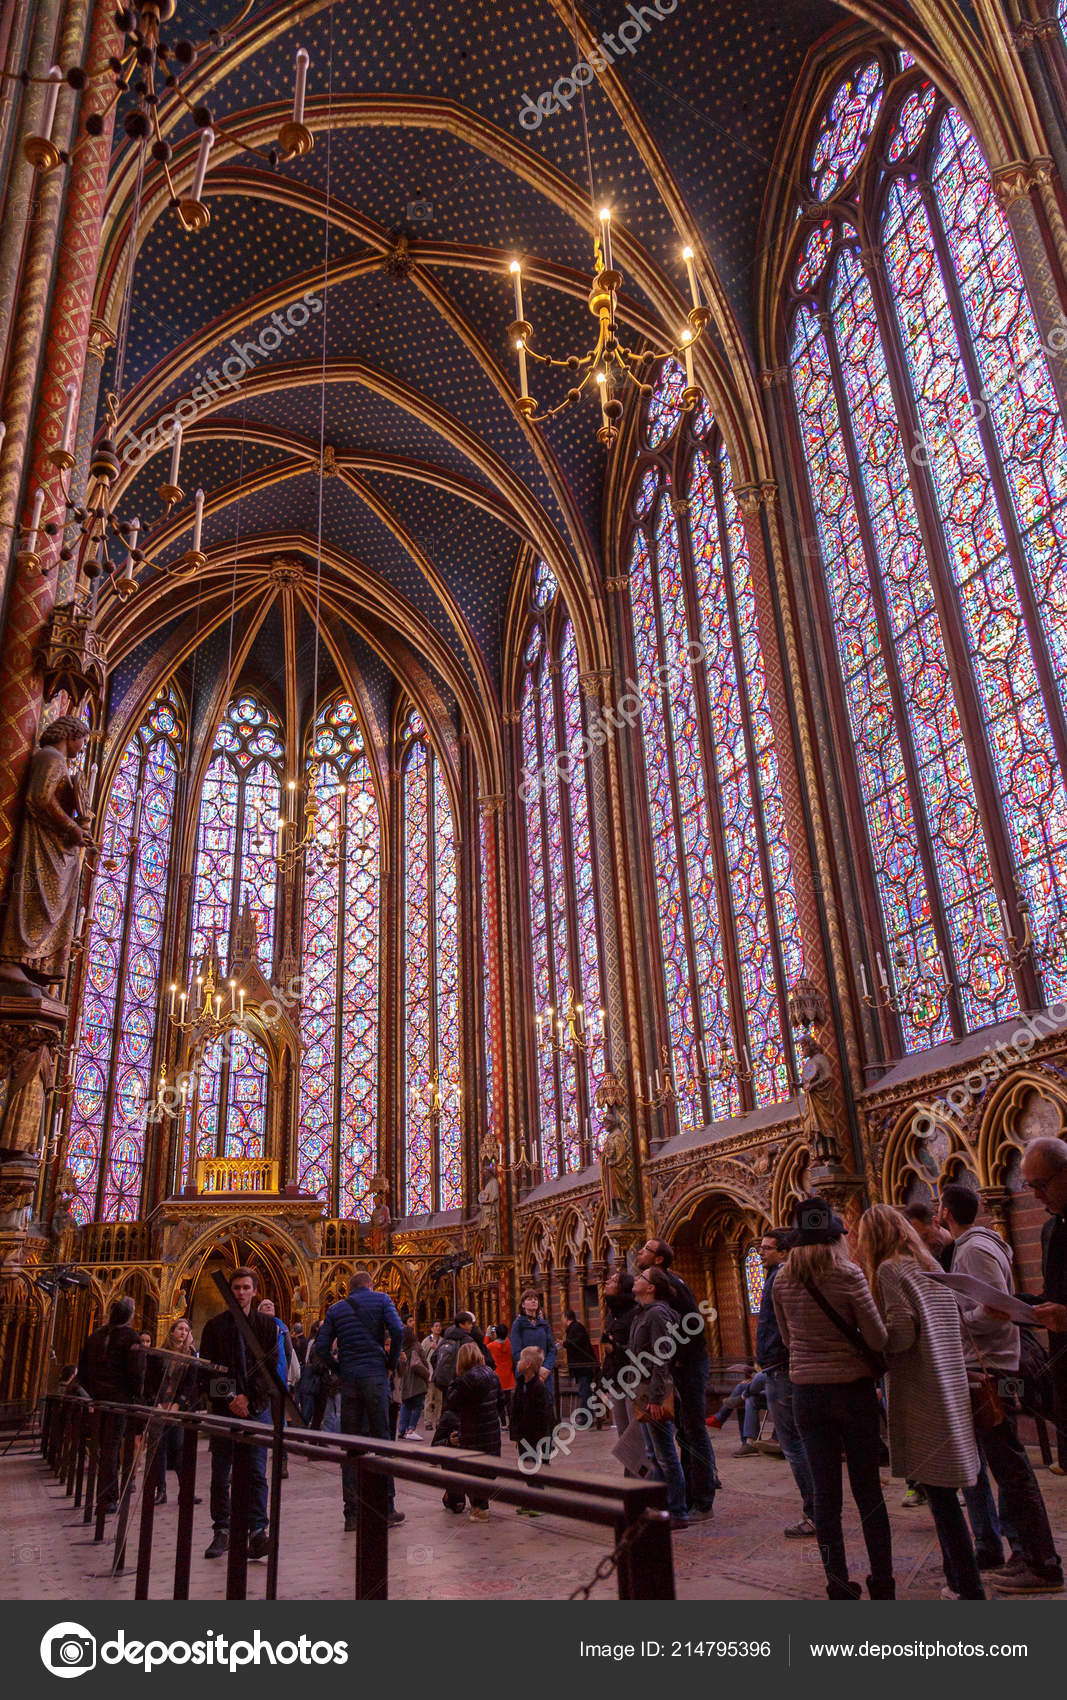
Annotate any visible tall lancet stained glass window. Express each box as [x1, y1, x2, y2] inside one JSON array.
[[66, 689, 183, 1223], [519, 562, 607, 1179], [401, 711, 462, 1214], [626, 386, 803, 1131], [189, 695, 284, 977], [297, 698, 380, 1215], [786, 53, 1067, 1055]]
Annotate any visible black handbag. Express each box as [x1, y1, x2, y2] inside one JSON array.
[[799, 1280, 887, 1379]]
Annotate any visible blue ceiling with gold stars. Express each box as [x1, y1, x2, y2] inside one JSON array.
[[99, 0, 850, 733]]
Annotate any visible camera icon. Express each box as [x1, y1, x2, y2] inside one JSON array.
[[997, 1376, 1024, 1401], [406, 200, 433, 222], [11, 1543, 40, 1563], [210, 1375, 237, 1400], [40, 1623, 97, 1679], [407, 1545, 434, 1564], [799, 1200, 828, 1232]]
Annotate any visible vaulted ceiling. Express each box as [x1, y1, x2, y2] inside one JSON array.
[[95, 0, 918, 780]]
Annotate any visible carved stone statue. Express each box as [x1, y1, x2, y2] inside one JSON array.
[[799, 1033, 842, 1165], [477, 1157, 500, 1256], [0, 717, 92, 988], [369, 1171, 391, 1254], [595, 1071, 629, 1222]]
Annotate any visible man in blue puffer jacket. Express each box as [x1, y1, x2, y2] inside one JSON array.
[[313, 1271, 405, 1531], [509, 1290, 557, 1417]]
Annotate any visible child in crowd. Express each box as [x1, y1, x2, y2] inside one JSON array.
[[447, 1341, 502, 1521], [509, 1345, 555, 1515]]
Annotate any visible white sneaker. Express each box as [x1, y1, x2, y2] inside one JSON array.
[[406, 1431, 426, 1441], [939, 1587, 960, 1600]]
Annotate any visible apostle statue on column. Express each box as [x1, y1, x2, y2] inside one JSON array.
[[0, 716, 92, 990]]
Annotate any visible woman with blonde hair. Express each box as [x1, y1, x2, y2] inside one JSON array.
[[772, 1196, 893, 1599], [857, 1202, 984, 1600]]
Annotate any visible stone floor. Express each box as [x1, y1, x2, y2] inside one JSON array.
[[2, 1423, 1065, 1602]]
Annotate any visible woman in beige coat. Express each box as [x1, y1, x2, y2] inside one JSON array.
[[857, 1204, 984, 1599]]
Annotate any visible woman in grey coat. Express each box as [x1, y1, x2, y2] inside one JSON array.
[[858, 1204, 984, 1599]]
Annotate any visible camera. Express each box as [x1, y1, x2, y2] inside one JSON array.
[[406, 200, 433, 222], [210, 1375, 237, 1400], [997, 1376, 1024, 1401], [41, 1625, 97, 1675], [798, 1200, 829, 1232]]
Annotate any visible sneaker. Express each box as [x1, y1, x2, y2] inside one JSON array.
[[707, 1415, 723, 1429], [669, 1515, 690, 1531], [939, 1586, 960, 1600], [784, 1517, 817, 1538], [516, 1506, 542, 1517], [686, 1505, 714, 1522], [467, 1507, 489, 1522], [386, 1509, 406, 1528], [344, 1515, 358, 1532], [988, 1552, 1026, 1577], [248, 1529, 270, 1561], [901, 1487, 927, 1508], [406, 1431, 426, 1441], [1050, 1463, 1067, 1476], [732, 1443, 759, 1458], [990, 1566, 1064, 1594], [204, 1533, 229, 1559]]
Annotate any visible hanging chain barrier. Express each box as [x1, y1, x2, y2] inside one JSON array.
[[568, 1508, 659, 1600]]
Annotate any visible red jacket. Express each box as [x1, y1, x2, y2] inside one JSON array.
[[487, 1338, 514, 1389]]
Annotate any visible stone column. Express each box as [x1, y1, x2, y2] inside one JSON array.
[[0, 1, 122, 894], [991, 159, 1067, 426]]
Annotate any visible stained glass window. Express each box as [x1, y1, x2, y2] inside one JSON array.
[[66, 689, 183, 1223], [190, 695, 284, 978], [788, 59, 1067, 1054], [479, 810, 497, 1151], [519, 570, 607, 1176], [401, 711, 463, 1214], [744, 1246, 765, 1315], [627, 382, 802, 1128], [297, 698, 379, 1216]]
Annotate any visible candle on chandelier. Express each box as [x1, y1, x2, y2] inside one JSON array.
[[0, 421, 6, 455], [192, 487, 204, 554], [509, 259, 524, 322], [536, 1013, 543, 1043], [999, 898, 1013, 942], [937, 948, 949, 982], [86, 761, 97, 798], [743, 1043, 752, 1073], [25, 486, 44, 553], [41, 65, 62, 144], [598, 1007, 605, 1037], [214, 994, 222, 1022], [229, 977, 236, 1009], [514, 335, 529, 402], [598, 207, 613, 273], [859, 961, 870, 1000], [168, 422, 182, 488], [131, 788, 143, 840], [60, 380, 78, 454], [681, 245, 701, 310], [238, 986, 245, 1020], [680, 329, 695, 389], [169, 983, 177, 1018], [125, 515, 140, 568], [597, 370, 609, 427], [293, 48, 310, 125], [179, 990, 187, 1019], [191, 127, 214, 202]]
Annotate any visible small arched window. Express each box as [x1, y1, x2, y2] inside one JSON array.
[[743, 1245, 766, 1316], [190, 695, 284, 978]]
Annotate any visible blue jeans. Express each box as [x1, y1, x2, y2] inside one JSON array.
[[715, 1372, 766, 1441], [640, 1414, 688, 1519], [964, 1403, 1059, 1576], [963, 1457, 1021, 1566], [573, 1373, 594, 1415], [763, 1367, 814, 1522], [674, 1355, 716, 1510], [398, 1393, 425, 1433], [924, 1482, 984, 1598], [339, 1375, 395, 1514], [209, 1407, 269, 1535]]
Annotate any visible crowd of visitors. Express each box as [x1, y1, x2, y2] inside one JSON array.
[[66, 1136, 1067, 1595]]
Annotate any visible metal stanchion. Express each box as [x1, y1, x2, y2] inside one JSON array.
[[173, 1422, 199, 1600], [354, 1460, 389, 1601], [226, 1435, 252, 1600]]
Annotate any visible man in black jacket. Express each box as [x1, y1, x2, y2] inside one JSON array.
[[755, 1228, 815, 1537], [636, 1237, 716, 1518], [563, 1309, 597, 1417], [77, 1296, 144, 1513], [198, 1268, 279, 1561], [1022, 1138, 1067, 1472]]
